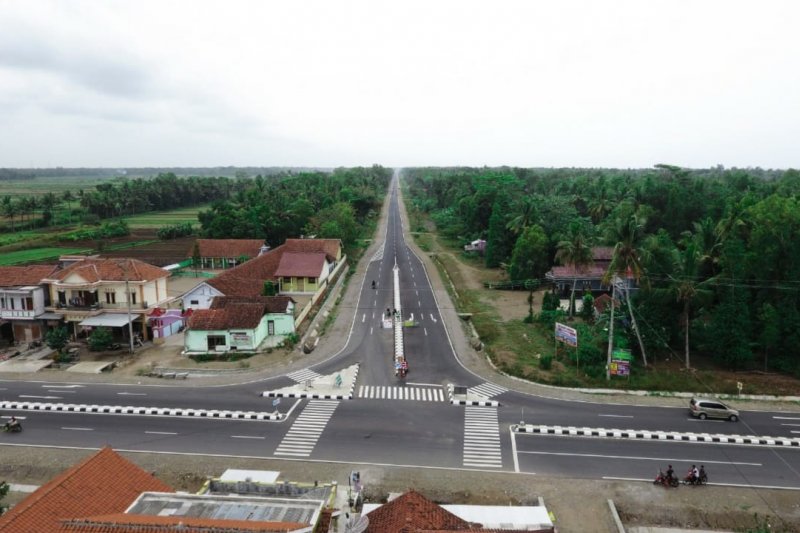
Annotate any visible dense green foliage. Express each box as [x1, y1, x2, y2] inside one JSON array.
[[58, 220, 130, 242], [45, 327, 69, 354], [404, 166, 800, 374], [88, 327, 114, 351], [197, 166, 392, 249], [157, 221, 195, 240]]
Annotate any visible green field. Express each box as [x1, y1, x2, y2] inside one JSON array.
[[0, 175, 120, 197], [0, 247, 91, 266], [123, 206, 207, 228]]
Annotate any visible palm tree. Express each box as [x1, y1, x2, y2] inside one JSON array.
[[506, 196, 537, 235], [666, 238, 715, 369], [604, 214, 649, 371], [555, 222, 594, 318]]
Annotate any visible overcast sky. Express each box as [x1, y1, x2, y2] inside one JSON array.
[[1, 1, 798, 169]]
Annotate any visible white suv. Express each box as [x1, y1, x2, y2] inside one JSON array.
[[689, 397, 739, 422]]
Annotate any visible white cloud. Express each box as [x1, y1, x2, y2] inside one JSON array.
[[0, 0, 798, 168]]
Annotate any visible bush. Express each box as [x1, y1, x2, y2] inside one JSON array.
[[539, 354, 553, 370], [88, 327, 113, 351], [45, 327, 69, 354], [157, 221, 195, 240]]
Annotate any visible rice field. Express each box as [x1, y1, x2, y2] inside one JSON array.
[[123, 205, 208, 228], [0, 247, 91, 266]]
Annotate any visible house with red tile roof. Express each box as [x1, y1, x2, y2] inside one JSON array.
[[181, 238, 345, 310], [363, 490, 554, 533], [545, 246, 636, 296], [0, 447, 172, 533], [0, 264, 61, 344], [0, 447, 331, 533], [184, 296, 295, 354], [40, 257, 172, 342], [188, 239, 269, 269]]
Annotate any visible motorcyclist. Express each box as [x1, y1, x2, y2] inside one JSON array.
[[699, 465, 707, 483], [4, 416, 20, 431], [666, 465, 675, 483], [691, 465, 700, 484], [371, 280, 376, 289]]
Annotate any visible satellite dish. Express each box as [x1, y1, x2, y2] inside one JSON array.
[[345, 515, 368, 533]]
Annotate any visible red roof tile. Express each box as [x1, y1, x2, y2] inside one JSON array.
[[208, 244, 286, 294], [274, 252, 327, 278], [365, 490, 471, 533], [58, 513, 307, 532], [189, 239, 266, 260], [210, 295, 294, 314], [0, 265, 60, 286], [284, 239, 341, 261], [0, 447, 173, 533], [188, 304, 265, 330], [207, 276, 269, 298], [46, 258, 168, 283]]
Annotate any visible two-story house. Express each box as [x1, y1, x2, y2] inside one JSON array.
[[0, 265, 60, 345], [41, 257, 171, 342]]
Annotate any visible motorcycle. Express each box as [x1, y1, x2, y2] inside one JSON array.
[[683, 471, 708, 486], [654, 470, 679, 488], [3, 422, 22, 433]]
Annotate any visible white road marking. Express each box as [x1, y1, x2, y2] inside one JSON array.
[[468, 383, 508, 398], [416, 290, 419, 296], [687, 418, 724, 422], [603, 477, 800, 491], [424, 328, 428, 336], [62, 427, 93, 431], [599, 414, 634, 418], [781, 423, 800, 427], [232, 435, 265, 440], [43, 385, 84, 388], [48, 390, 75, 393], [370, 327, 373, 335], [145, 431, 177, 435], [791, 431, 800, 434], [518, 450, 760, 466], [362, 313, 366, 323], [463, 407, 502, 468], [511, 428, 520, 473], [774, 416, 800, 420], [20, 395, 61, 399], [1, 415, 26, 420], [372, 312, 375, 319], [118, 392, 147, 396], [430, 314, 437, 323]]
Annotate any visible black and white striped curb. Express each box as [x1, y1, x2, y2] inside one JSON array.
[[447, 384, 500, 407], [263, 364, 360, 401], [0, 401, 283, 421], [512, 424, 800, 447]]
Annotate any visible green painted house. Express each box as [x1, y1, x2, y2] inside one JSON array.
[[183, 296, 295, 355]]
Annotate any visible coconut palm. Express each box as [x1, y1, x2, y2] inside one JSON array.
[[506, 196, 537, 235], [555, 222, 594, 318]]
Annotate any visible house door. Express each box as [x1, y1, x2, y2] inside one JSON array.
[[268, 320, 275, 336]]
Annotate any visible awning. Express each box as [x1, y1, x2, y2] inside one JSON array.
[[39, 312, 63, 320], [79, 314, 134, 327]]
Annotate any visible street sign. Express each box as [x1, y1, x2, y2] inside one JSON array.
[[272, 398, 281, 407], [555, 322, 578, 347], [334, 374, 343, 388]]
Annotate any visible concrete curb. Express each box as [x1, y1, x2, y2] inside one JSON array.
[[607, 499, 626, 533], [0, 400, 283, 421], [512, 423, 800, 447], [447, 384, 499, 407], [263, 364, 360, 401]]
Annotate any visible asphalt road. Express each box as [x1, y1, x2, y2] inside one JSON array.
[[2, 170, 800, 490]]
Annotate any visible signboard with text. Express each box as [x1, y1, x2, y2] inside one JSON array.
[[555, 322, 578, 347]]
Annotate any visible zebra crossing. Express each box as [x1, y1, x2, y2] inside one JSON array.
[[463, 407, 502, 468], [274, 400, 339, 457], [468, 382, 507, 399], [287, 368, 322, 383], [357, 385, 445, 401]]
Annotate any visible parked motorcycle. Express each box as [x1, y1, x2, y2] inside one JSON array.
[[683, 470, 708, 486]]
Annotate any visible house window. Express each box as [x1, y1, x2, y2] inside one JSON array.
[[130, 291, 137, 305], [207, 335, 226, 350], [307, 277, 316, 285], [105, 292, 116, 304], [9, 298, 14, 310], [23, 297, 34, 310], [0, 297, 5, 308]]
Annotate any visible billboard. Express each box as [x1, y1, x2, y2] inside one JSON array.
[[555, 322, 578, 347]]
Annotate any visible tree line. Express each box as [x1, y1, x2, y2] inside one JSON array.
[[404, 165, 800, 375], [197, 165, 392, 250]]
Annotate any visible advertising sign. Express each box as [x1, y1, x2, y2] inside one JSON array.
[[230, 332, 252, 347], [555, 322, 578, 347], [609, 360, 630, 376]]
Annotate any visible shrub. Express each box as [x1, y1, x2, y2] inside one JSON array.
[[45, 327, 69, 354], [157, 221, 195, 240], [88, 327, 113, 351], [539, 354, 553, 370]]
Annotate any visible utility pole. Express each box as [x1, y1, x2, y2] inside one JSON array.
[[606, 280, 616, 381], [121, 259, 134, 354]]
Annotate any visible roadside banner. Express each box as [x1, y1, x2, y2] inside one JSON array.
[[555, 322, 578, 347]]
